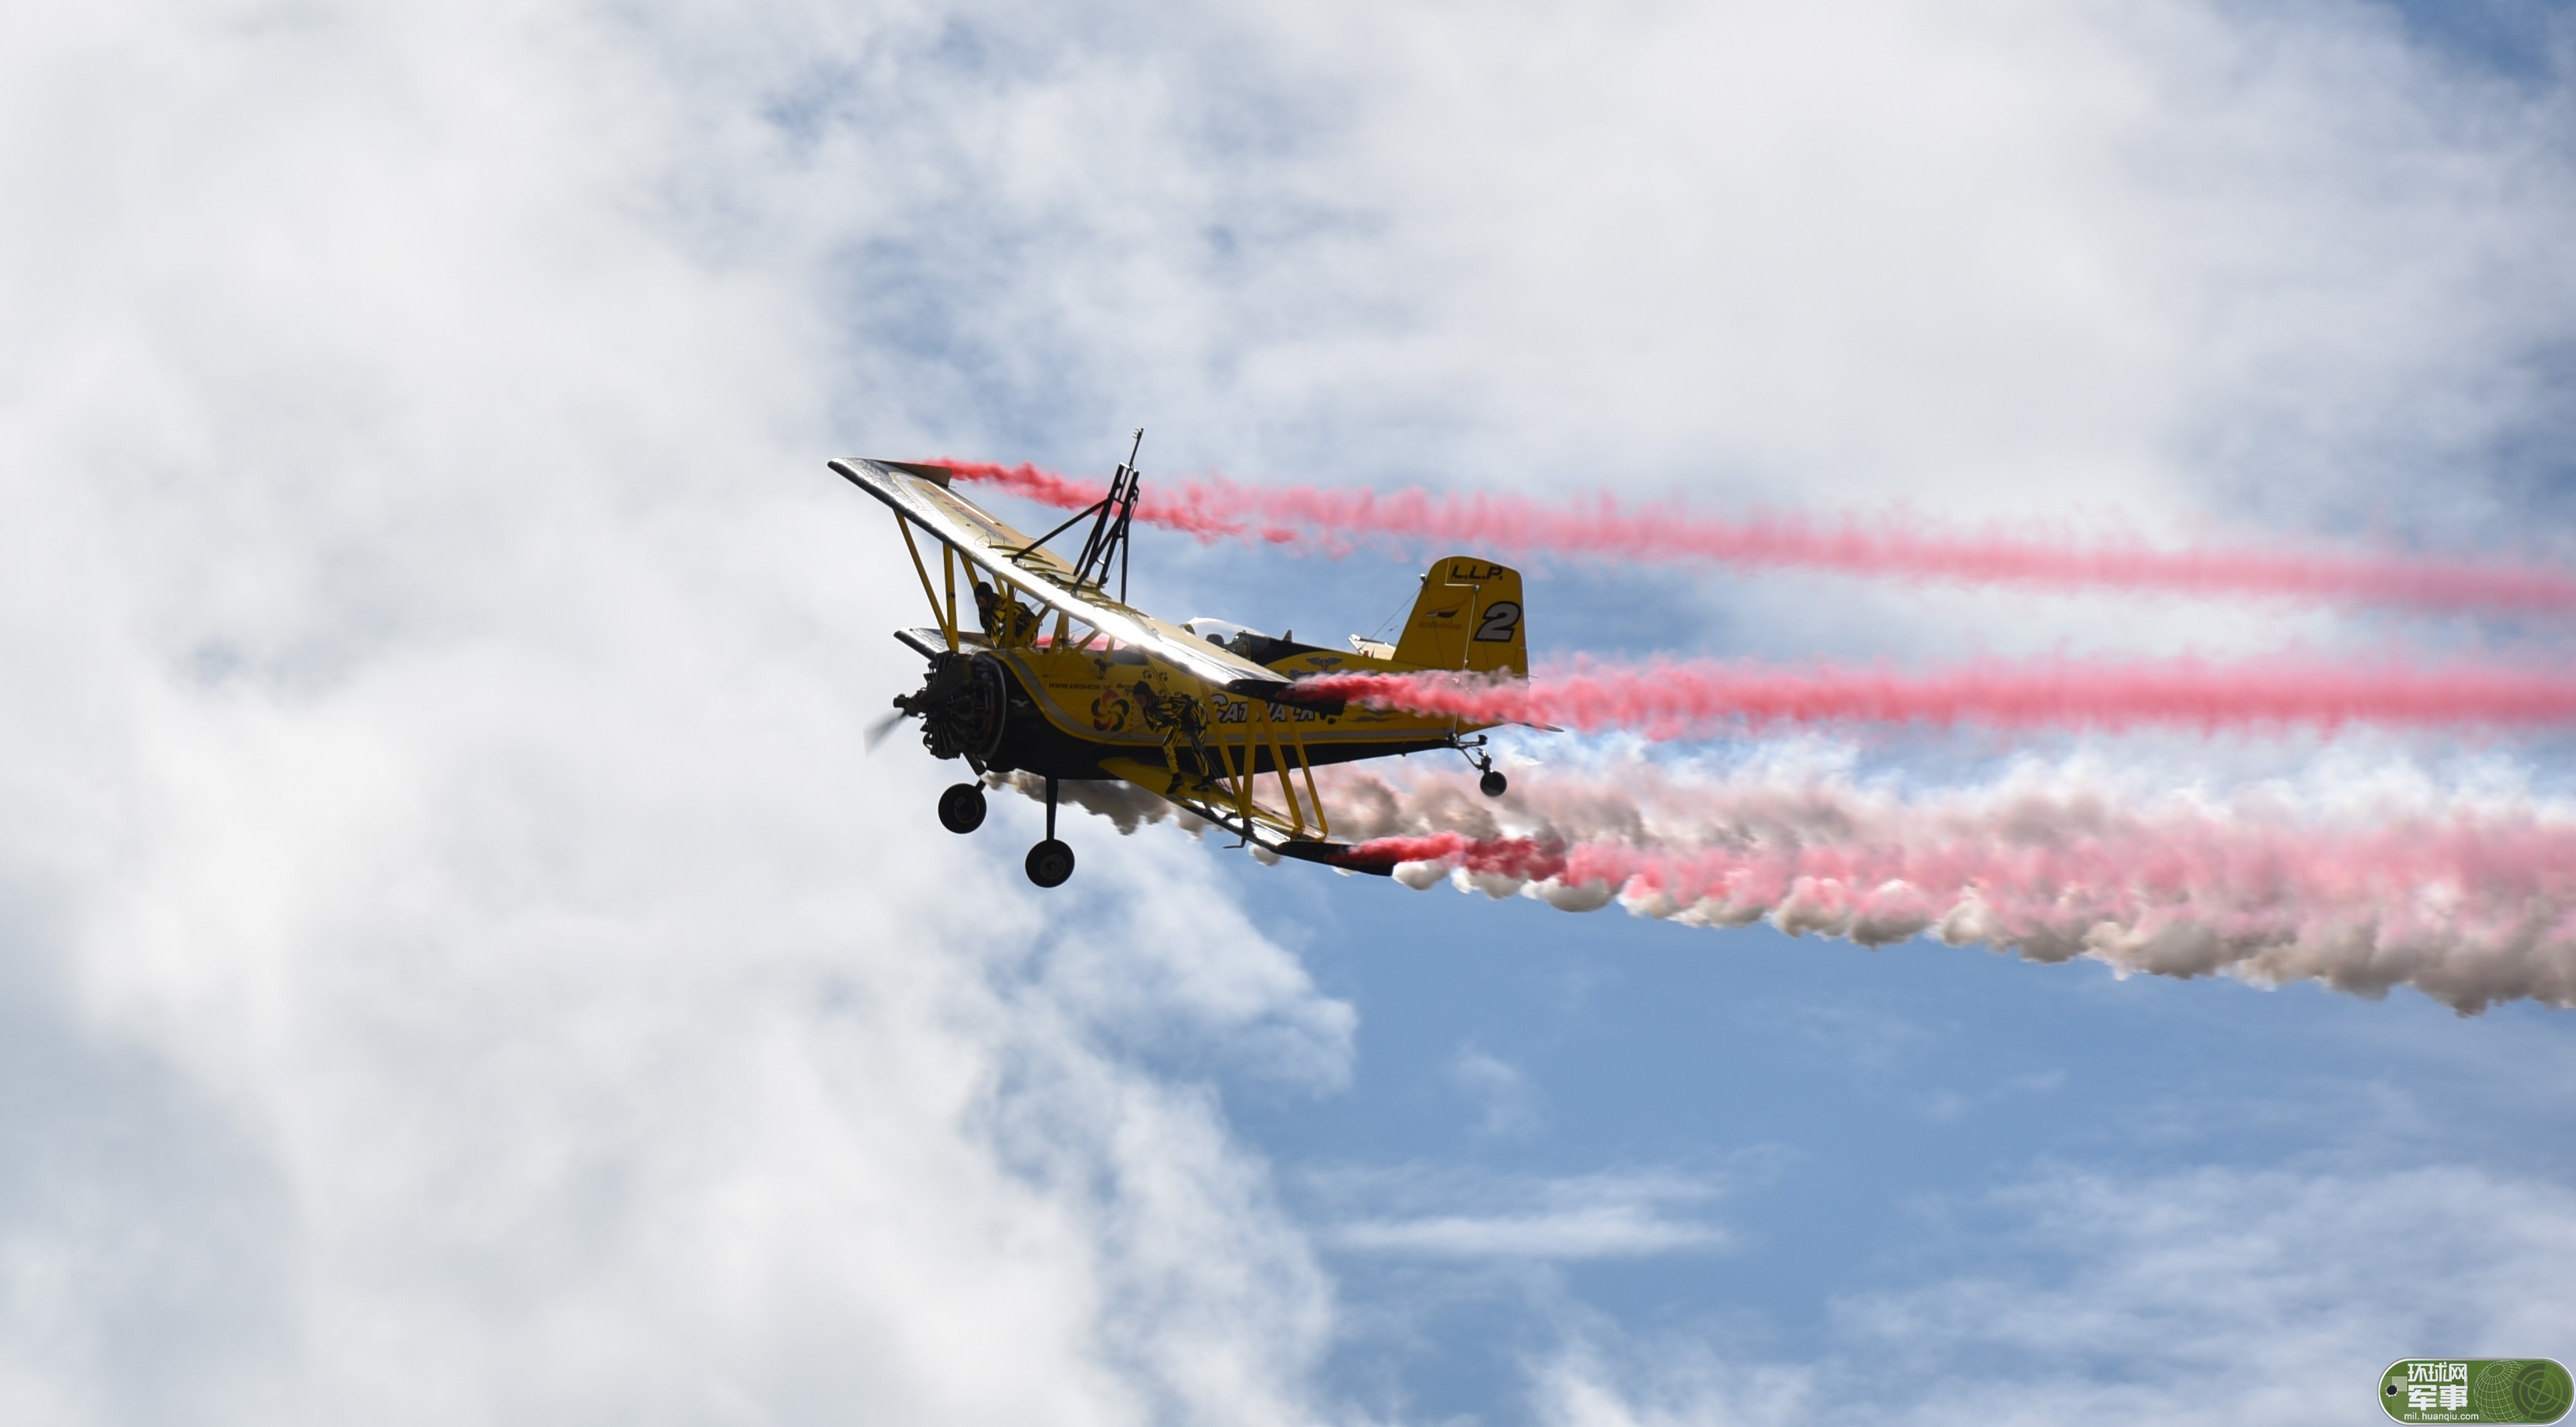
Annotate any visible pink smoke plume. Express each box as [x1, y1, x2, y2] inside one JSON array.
[[1296, 657, 2576, 737], [992, 750, 2576, 1010], [933, 458, 2576, 616], [1299, 759, 2576, 1013]]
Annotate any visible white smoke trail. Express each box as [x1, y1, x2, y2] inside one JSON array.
[[991, 770, 1213, 838], [993, 746, 2576, 1012], [1308, 749, 2576, 1014]]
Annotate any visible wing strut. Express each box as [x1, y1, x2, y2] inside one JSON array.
[[897, 516, 959, 651]]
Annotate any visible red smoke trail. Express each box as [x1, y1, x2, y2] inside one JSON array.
[[933, 459, 2576, 615], [1298, 658, 2576, 736]]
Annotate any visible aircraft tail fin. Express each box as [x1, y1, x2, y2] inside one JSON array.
[[1390, 557, 1526, 676]]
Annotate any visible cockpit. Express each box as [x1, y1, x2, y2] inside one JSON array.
[[1179, 617, 1328, 667]]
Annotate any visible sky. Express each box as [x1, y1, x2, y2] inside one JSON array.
[[4, 1, 2575, 1423]]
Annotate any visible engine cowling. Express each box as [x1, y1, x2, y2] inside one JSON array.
[[896, 651, 1008, 763]]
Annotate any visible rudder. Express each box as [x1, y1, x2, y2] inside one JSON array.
[[1391, 556, 1526, 676]]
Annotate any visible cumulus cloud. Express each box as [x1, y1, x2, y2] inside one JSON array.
[[0, 3, 1352, 1421]]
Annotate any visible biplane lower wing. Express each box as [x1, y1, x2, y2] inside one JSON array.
[[1273, 840, 1403, 875], [1095, 757, 1394, 876]]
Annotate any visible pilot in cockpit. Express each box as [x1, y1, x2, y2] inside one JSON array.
[[973, 580, 1039, 643]]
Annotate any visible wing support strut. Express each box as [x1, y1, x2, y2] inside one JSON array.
[[898, 516, 960, 651]]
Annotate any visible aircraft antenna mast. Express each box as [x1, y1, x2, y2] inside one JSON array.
[[1003, 430, 1145, 600], [1114, 429, 1141, 603], [1070, 428, 1144, 597]]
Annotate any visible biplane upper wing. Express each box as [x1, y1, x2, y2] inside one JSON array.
[[830, 457, 1295, 695]]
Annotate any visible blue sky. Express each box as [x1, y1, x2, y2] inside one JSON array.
[[5, 1, 2576, 1423]]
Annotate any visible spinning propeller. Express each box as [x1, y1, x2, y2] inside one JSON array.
[[863, 697, 913, 753]]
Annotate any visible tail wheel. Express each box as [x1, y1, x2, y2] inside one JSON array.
[[938, 782, 987, 834], [1479, 770, 1509, 798], [1025, 838, 1075, 888]]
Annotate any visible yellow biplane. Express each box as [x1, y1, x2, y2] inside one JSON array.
[[833, 435, 1526, 887]]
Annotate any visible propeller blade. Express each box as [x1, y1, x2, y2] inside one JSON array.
[[863, 706, 909, 753]]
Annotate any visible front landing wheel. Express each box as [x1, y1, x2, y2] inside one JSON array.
[[938, 782, 988, 834], [1026, 838, 1075, 888], [1479, 770, 1509, 798]]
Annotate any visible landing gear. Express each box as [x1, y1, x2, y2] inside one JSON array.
[[1026, 775, 1076, 888], [1455, 735, 1508, 798], [1027, 839, 1075, 887], [938, 782, 987, 834]]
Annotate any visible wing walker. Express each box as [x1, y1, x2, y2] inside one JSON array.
[[833, 433, 1530, 887]]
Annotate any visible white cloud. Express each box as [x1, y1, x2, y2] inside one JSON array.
[[1137, 1, 2576, 666], [1450, 1045, 1546, 1140], [1316, 1167, 1733, 1262], [0, 3, 1349, 1422]]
